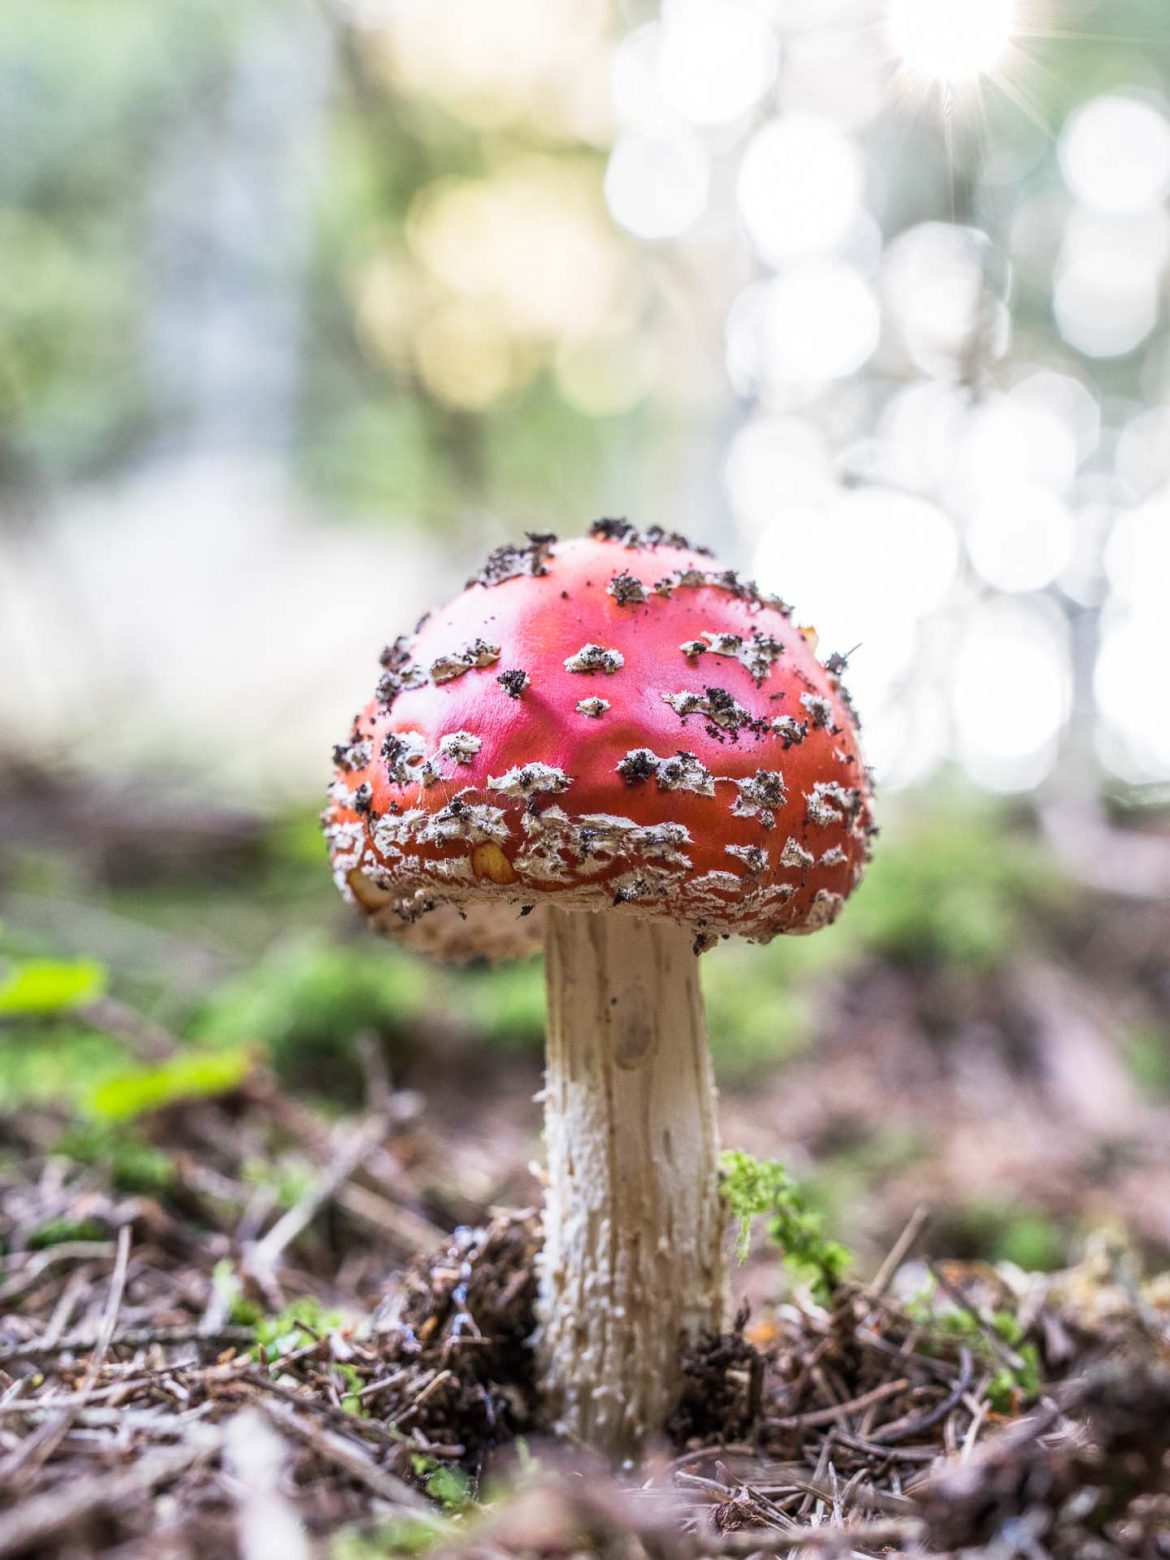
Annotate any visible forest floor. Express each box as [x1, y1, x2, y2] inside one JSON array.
[[1, 1066, 1169, 1559], [1, 769, 1170, 1555]]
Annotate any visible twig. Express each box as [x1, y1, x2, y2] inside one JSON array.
[[866, 1207, 930, 1301], [396, 1368, 455, 1428], [40, 1269, 90, 1349], [248, 1114, 389, 1280], [0, 1323, 256, 1367], [766, 1379, 910, 1433], [699, 1517, 924, 1554], [225, 1408, 310, 1560], [0, 1243, 115, 1305], [0, 1435, 218, 1559], [0, 1225, 131, 1491], [336, 1181, 446, 1253], [667, 1444, 763, 1472], [867, 1349, 973, 1445], [925, 1262, 1026, 1372], [258, 1396, 438, 1517]]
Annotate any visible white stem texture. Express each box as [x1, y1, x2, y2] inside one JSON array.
[[537, 906, 726, 1458]]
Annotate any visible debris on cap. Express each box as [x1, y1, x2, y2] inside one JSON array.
[[322, 527, 875, 960]]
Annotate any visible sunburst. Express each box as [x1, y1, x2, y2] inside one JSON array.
[[888, 0, 1018, 86]]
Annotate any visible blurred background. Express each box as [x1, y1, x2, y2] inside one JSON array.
[[2, 0, 1170, 1285]]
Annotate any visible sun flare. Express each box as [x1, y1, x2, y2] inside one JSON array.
[[888, 0, 1017, 85]]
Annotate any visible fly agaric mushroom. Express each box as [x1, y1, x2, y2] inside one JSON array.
[[323, 520, 874, 1457]]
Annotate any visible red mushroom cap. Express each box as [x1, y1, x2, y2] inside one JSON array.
[[323, 521, 875, 959]]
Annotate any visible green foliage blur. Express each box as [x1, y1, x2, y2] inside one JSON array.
[[0, 0, 682, 536]]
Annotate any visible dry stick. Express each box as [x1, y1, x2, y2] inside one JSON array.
[[867, 1348, 973, 1446], [224, 1408, 311, 1560], [0, 1323, 256, 1368], [0, 1435, 218, 1560], [244, 1074, 436, 1246], [0, 1404, 217, 1433], [248, 1113, 390, 1282], [766, 1379, 911, 1433], [667, 1443, 763, 1472], [336, 1181, 446, 1253], [258, 1396, 438, 1518], [0, 1224, 132, 1492], [866, 1206, 930, 1301], [395, 1368, 456, 1429], [959, 1392, 990, 1461], [0, 1243, 115, 1305], [751, 1481, 917, 1519], [40, 1268, 91, 1349], [698, 1517, 924, 1555], [246, 1375, 417, 1452]]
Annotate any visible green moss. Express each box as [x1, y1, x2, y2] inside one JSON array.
[[251, 1296, 350, 1362], [933, 1200, 1069, 1272], [0, 1026, 131, 1109], [192, 936, 431, 1097], [330, 1519, 447, 1558], [1124, 1025, 1170, 1099], [411, 1456, 472, 1512], [455, 961, 545, 1051], [721, 1149, 851, 1302], [907, 1288, 1043, 1412], [27, 1215, 108, 1249], [844, 805, 1064, 971], [55, 1122, 177, 1195]]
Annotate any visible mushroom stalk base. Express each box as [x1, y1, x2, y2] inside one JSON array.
[[537, 907, 726, 1459]]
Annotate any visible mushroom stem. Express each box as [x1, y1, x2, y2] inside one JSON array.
[[537, 905, 726, 1458]]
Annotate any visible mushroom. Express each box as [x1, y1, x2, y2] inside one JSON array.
[[322, 521, 874, 1458]]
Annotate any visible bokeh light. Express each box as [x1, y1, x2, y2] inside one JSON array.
[[952, 392, 1079, 502], [1116, 407, 1170, 498], [1096, 494, 1170, 777], [728, 265, 881, 393], [656, 0, 778, 127], [605, 130, 709, 239], [554, 326, 659, 416], [408, 161, 617, 340], [723, 416, 837, 533], [1059, 94, 1170, 216], [1053, 246, 1160, 359], [358, 0, 613, 140], [752, 487, 959, 662], [965, 485, 1075, 593], [750, 485, 961, 786], [878, 382, 970, 493], [952, 597, 1071, 792], [413, 301, 528, 409], [881, 223, 1009, 379], [736, 115, 863, 264], [4, 0, 1170, 803]]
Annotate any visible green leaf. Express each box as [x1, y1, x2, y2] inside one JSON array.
[[0, 958, 106, 1015], [86, 1046, 252, 1121]]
